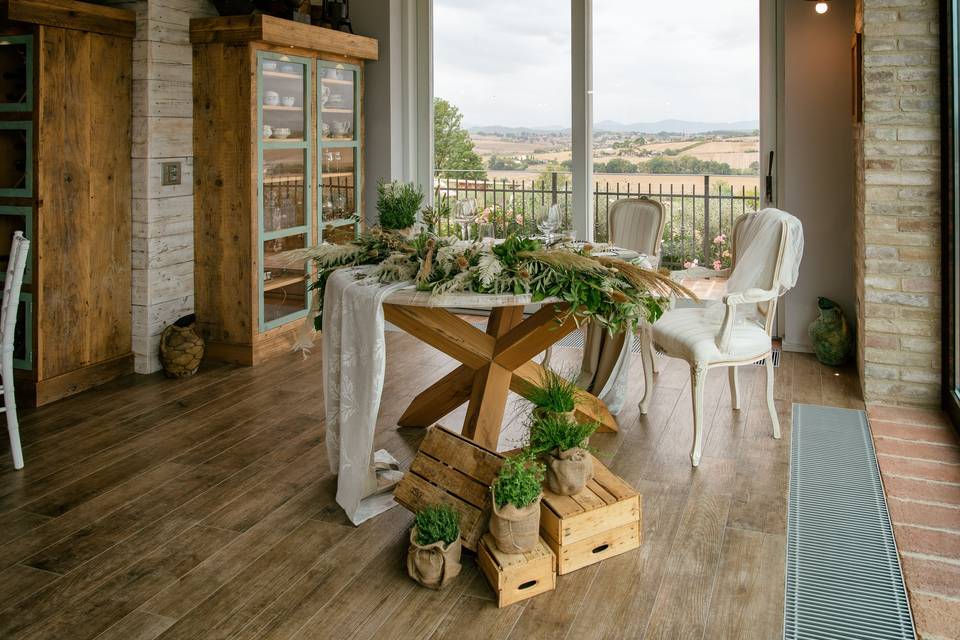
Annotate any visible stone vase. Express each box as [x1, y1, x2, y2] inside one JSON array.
[[160, 314, 205, 378], [808, 297, 852, 366]]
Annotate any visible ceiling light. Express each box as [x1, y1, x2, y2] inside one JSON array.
[[815, 2, 829, 13]]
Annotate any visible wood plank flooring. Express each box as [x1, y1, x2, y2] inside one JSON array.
[[0, 334, 864, 640]]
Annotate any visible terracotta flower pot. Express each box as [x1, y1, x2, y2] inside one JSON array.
[[544, 447, 593, 496], [406, 526, 462, 590], [489, 491, 542, 554]]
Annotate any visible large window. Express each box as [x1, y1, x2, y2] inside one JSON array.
[[944, 0, 960, 425], [431, 0, 764, 261]]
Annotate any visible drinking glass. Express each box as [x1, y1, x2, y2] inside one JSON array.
[[454, 199, 475, 241], [478, 223, 496, 243], [537, 204, 560, 243]]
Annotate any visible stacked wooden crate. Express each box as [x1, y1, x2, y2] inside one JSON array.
[[395, 426, 642, 607]]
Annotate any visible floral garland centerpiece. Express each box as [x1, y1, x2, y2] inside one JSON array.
[[286, 228, 695, 333]]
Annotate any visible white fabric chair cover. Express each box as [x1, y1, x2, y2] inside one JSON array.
[[648, 208, 803, 467]]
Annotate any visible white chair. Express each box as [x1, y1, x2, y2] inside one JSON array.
[[648, 209, 803, 466], [607, 197, 667, 414], [2, 231, 30, 469]]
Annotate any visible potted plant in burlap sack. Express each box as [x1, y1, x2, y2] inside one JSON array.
[[528, 367, 577, 423], [489, 456, 545, 554], [376, 179, 424, 238], [407, 504, 462, 589], [529, 414, 597, 496]]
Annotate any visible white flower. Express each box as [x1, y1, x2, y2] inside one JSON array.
[[477, 250, 504, 288]]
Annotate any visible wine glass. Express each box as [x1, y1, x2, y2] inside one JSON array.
[[454, 199, 475, 241], [537, 204, 561, 243]]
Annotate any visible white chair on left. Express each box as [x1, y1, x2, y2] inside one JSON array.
[[2, 231, 30, 470]]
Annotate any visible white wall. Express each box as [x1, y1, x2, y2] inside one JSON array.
[[780, 0, 856, 351]]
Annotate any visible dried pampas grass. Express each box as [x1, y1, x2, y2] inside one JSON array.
[[595, 257, 699, 302]]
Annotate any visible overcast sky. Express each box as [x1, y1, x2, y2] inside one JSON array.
[[434, 0, 759, 128]]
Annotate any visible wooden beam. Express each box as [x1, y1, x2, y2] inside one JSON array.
[[383, 304, 494, 370], [5, 0, 136, 38], [493, 304, 578, 370], [397, 364, 474, 427], [190, 15, 379, 61], [463, 363, 514, 450]]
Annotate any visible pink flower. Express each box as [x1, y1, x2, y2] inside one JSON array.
[[713, 260, 722, 271], [683, 259, 699, 269], [712, 233, 726, 245]]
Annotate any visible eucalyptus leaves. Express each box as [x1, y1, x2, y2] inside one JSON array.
[[290, 229, 694, 333]]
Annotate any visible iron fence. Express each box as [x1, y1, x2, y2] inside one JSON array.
[[433, 170, 761, 269]]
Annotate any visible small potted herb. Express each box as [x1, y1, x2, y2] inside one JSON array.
[[529, 414, 597, 496], [407, 504, 462, 589], [528, 367, 578, 423], [377, 180, 424, 236], [489, 455, 545, 554]]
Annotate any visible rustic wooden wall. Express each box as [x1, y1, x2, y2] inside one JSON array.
[[36, 25, 132, 380]]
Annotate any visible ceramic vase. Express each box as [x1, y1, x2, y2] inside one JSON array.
[[808, 297, 852, 366]]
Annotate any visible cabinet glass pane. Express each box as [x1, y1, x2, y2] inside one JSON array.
[[263, 148, 306, 232], [13, 292, 31, 370], [261, 58, 306, 141], [320, 66, 356, 142], [0, 36, 31, 111], [263, 233, 307, 324], [0, 124, 30, 195], [321, 146, 356, 223]]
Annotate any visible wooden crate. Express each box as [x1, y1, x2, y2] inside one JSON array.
[[539, 456, 641, 575], [477, 534, 556, 607], [393, 425, 503, 551]]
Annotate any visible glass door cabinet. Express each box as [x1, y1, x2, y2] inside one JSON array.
[[192, 17, 377, 365]]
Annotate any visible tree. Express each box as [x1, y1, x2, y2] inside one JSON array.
[[434, 98, 486, 179]]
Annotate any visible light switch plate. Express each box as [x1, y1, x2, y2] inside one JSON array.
[[161, 161, 181, 186]]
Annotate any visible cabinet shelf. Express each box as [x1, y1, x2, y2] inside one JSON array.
[[263, 175, 305, 185], [321, 171, 354, 179], [324, 217, 359, 228], [263, 274, 304, 291], [263, 105, 303, 112], [321, 107, 352, 114], [263, 71, 303, 80], [321, 78, 353, 86]]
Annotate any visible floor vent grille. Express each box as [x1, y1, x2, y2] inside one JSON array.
[[785, 404, 915, 640]]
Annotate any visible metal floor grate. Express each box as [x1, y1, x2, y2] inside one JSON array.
[[785, 404, 915, 640]]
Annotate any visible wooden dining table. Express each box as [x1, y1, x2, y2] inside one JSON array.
[[381, 291, 619, 451]]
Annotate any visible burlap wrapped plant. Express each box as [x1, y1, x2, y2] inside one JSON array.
[[407, 504, 462, 589], [528, 367, 578, 424], [489, 457, 545, 554], [529, 414, 598, 496]]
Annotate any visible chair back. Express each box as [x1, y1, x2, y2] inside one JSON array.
[[727, 208, 803, 335], [608, 197, 666, 256], [2, 232, 30, 352]]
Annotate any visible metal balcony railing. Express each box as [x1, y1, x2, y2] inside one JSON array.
[[433, 169, 761, 269]]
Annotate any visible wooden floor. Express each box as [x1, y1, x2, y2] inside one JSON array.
[[0, 333, 863, 640]]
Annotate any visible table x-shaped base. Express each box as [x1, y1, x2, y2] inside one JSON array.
[[382, 303, 618, 450]]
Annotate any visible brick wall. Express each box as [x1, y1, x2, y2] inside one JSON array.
[[856, 0, 942, 406]]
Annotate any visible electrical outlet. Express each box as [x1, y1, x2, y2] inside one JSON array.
[[161, 161, 181, 186]]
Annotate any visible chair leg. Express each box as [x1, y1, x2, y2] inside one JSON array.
[[766, 357, 780, 439], [649, 334, 660, 374], [639, 329, 653, 415], [728, 366, 740, 410], [3, 364, 23, 470], [690, 363, 707, 467], [541, 346, 553, 369]]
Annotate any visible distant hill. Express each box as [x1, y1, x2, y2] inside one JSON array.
[[468, 120, 759, 135]]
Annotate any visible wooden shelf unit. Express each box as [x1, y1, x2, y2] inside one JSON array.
[[1, 0, 135, 406], [191, 16, 377, 366]]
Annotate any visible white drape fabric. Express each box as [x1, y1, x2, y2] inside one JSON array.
[[323, 267, 408, 525], [727, 208, 804, 295]]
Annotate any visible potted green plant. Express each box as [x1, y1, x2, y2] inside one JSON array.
[[377, 180, 424, 236], [528, 367, 578, 423], [407, 503, 462, 589], [489, 455, 545, 554], [528, 414, 597, 496]]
